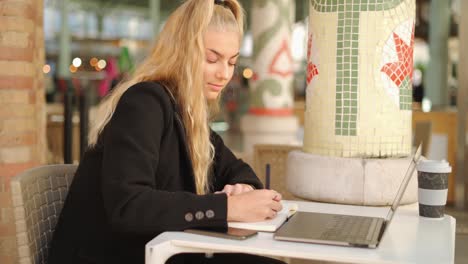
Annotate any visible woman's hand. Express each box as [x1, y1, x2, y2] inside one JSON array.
[[216, 183, 254, 196], [227, 189, 283, 222]]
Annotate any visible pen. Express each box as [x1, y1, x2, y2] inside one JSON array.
[[265, 163, 270, 189]]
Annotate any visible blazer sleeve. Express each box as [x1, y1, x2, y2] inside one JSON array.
[[101, 83, 228, 236], [210, 131, 264, 191]]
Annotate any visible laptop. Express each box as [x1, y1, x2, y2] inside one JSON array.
[[274, 145, 422, 248]]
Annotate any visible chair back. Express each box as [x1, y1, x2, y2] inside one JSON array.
[[253, 144, 302, 200], [11, 164, 77, 264]]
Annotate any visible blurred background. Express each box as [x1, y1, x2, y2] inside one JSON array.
[[42, 0, 461, 151], [41, 1, 468, 262], [1, 0, 468, 263]]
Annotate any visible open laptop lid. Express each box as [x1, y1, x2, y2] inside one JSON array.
[[380, 144, 422, 238]]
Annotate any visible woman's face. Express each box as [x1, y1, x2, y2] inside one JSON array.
[[203, 29, 240, 100]]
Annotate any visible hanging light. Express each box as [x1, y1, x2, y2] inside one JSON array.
[[43, 64, 51, 74], [90, 57, 98, 66], [243, 68, 253, 79], [72, 57, 82, 68], [97, 59, 107, 70], [69, 65, 77, 73]]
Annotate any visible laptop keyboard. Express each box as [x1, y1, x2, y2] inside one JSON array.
[[319, 215, 378, 243]]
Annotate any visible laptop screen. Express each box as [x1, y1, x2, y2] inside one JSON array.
[[384, 144, 422, 224]]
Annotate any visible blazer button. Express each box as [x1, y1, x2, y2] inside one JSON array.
[[195, 211, 204, 220], [206, 210, 215, 219], [185, 213, 194, 222]]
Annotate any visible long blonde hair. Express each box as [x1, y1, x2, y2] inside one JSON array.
[[88, 0, 244, 195]]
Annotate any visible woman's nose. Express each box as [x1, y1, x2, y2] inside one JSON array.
[[216, 63, 229, 80]]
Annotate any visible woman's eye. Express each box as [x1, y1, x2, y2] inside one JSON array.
[[229, 62, 237, 66]]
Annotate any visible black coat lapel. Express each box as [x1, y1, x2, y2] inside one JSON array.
[[173, 112, 196, 191], [159, 83, 196, 192]]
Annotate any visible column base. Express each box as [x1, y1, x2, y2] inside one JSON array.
[[240, 114, 299, 154], [286, 150, 418, 205]]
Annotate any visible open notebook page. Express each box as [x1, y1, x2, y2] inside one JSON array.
[[228, 202, 298, 232]]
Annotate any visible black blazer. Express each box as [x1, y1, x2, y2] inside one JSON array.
[[49, 82, 263, 264]]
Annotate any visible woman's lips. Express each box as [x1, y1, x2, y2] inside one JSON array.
[[208, 83, 223, 92]]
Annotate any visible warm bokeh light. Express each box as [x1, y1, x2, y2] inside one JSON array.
[[69, 65, 77, 73], [72, 57, 82, 68], [43, 64, 51, 74], [243, 68, 253, 79], [90, 57, 98, 66], [97, 59, 107, 70]]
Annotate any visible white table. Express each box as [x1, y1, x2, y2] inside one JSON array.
[[145, 201, 456, 264]]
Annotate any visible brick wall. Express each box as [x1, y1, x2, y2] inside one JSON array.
[[0, 0, 45, 263]]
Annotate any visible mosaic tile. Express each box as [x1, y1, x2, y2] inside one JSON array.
[[304, 0, 414, 157], [309, 0, 409, 136], [249, 0, 295, 111]]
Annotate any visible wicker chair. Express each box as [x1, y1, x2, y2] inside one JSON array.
[[253, 144, 303, 200], [11, 164, 77, 264]]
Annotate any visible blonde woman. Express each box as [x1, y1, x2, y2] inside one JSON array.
[[49, 1, 285, 263]]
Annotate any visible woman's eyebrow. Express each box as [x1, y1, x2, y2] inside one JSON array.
[[208, 49, 240, 59]]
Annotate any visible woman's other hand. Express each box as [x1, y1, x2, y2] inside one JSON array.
[[227, 189, 283, 222], [215, 183, 254, 196]]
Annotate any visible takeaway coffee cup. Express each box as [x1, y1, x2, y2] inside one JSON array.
[[417, 160, 452, 218]]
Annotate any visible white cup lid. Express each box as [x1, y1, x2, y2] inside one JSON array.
[[417, 160, 452, 173]]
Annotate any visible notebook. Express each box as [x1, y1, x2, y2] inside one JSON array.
[[228, 202, 298, 232], [273, 145, 422, 248]]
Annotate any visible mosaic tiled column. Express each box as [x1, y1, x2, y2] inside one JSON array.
[[303, 0, 415, 157], [241, 0, 298, 155], [286, 0, 418, 205]]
